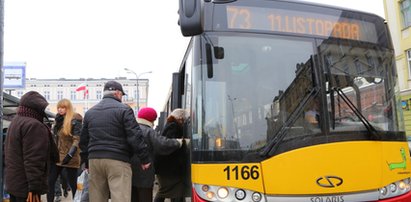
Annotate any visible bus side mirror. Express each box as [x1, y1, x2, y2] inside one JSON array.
[[214, 47, 224, 59], [171, 72, 183, 109], [178, 0, 203, 36]]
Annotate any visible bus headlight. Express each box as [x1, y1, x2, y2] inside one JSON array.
[[252, 192, 262, 202], [399, 181, 407, 190], [206, 191, 214, 200], [201, 185, 209, 192], [379, 178, 411, 199], [193, 183, 266, 202], [380, 187, 387, 196], [217, 187, 229, 199], [389, 183, 397, 193], [405, 178, 411, 184], [235, 189, 246, 200]]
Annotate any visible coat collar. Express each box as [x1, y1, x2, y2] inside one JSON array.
[[137, 118, 154, 128], [103, 94, 122, 102]]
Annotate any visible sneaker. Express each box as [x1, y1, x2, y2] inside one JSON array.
[[54, 196, 62, 202]]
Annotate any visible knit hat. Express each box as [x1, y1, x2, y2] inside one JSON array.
[[138, 107, 158, 122]]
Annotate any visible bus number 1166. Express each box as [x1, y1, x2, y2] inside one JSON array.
[[223, 165, 260, 180]]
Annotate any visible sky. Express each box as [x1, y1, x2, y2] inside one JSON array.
[[3, 0, 385, 113]]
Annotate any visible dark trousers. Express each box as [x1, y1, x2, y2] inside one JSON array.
[[10, 195, 27, 202], [47, 164, 78, 202], [56, 169, 70, 197], [131, 186, 152, 202], [54, 175, 62, 197]]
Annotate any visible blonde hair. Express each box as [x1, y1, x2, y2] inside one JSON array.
[[57, 99, 74, 136]]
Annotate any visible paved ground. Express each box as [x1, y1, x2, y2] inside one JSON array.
[[39, 172, 192, 202], [40, 192, 72, 202], [40, 182, 188, 202]]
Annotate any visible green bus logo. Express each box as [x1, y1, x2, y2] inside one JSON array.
[[388, 148, 407, 170]]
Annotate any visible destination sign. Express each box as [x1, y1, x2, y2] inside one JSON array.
[[226, 6, 378, 43]]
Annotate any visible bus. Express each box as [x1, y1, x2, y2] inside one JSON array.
[[159, 0, 411, 201]]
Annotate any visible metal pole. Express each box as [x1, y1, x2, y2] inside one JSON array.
[[0, 0, 5, 197], [124, 68, 152, 113], [136, 76, 140, 111], [136, 71, 152, 110], [124, 68, 138, 113]]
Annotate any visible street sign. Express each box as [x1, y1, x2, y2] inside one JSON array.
[[3, 63, 26, 89]]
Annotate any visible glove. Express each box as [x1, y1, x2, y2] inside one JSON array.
[[80, 152, 89, 169], [84, 160, 89, 169], [61, 154, 72, 165], [62, 146, 77, 165], [81, 158, 89, 169]]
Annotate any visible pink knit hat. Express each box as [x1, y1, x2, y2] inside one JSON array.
[[138, 107, 158, 122]]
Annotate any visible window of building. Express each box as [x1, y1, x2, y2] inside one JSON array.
[[401, 0, 411, 28], [133, 90, 137, 100], [57, 91, 63, 100], [17, 91, 23, 98], [71, 91, 76, 100], [96, 90, 102, 100], [43, 91, 50, 100], [124, 90, 129, 100], [407, 50, 411, 79], [137, 87, 142, 99]]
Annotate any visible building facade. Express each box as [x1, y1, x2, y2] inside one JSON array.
[[5, 77, 150, 116], [384, 0, 411, 135]]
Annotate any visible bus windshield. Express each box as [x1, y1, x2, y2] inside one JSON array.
[[191, 33, 316, 162], [191, 33, 404, 162], [320, 41, 400, 131]]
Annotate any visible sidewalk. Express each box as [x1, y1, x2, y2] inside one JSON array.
[[40, 181, 189, 202], [40, 192, 72, 202]]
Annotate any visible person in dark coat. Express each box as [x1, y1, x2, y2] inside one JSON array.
[[5, 91, 59, 202], [47, 98, 83, 202], [154, 108, 190, 202], [79, 80, 151, 202], [131, 107, 182, 202]]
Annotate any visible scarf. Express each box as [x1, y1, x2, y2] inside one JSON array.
[[17, 106, 45, 122]]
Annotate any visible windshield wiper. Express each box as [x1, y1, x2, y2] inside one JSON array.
[[333, 87, 380, 140], [260, 89, 319, 157]]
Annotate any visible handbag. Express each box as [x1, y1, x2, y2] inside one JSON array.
[[26, 192, 41, 202]]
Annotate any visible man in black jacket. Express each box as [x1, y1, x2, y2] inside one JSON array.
[[79, 80, 150, 202]]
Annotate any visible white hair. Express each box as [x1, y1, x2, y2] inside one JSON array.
[[170, 108, 189, 120], [103, 90, 116, 96]]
